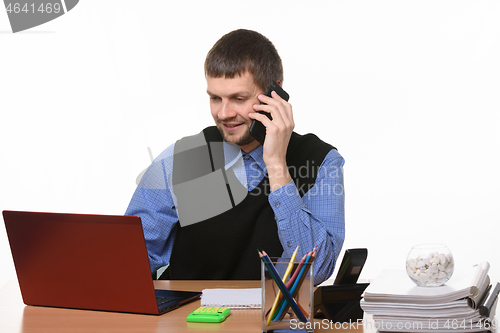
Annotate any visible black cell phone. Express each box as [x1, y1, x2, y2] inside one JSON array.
[[249, 81, 290, 145], [333, 248, 368, 285]]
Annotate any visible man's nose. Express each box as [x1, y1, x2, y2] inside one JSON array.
[[218, 100, 237, 119]]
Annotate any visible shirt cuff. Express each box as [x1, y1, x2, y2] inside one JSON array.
[[268, 179, 305, 222]]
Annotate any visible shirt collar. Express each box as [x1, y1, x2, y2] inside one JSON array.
[[242, 145, 267, 176], [245, 145, 266, 171], [223, 141, 266, 172], [223, 141, 243, 169]]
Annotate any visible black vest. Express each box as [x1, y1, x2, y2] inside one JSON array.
[[168, 126, 335, 280]]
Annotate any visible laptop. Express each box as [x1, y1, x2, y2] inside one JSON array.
[[2, 210, 201, 315]]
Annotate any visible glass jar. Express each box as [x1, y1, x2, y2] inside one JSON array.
[[406, 243, 454, 287]]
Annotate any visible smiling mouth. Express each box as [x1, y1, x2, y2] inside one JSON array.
[[223, 123, 244, 130]]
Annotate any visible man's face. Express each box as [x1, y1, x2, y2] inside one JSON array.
[[207, 71, 263, 153]]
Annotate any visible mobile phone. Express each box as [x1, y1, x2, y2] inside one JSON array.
[[249, 81, 290, 145], [333, 248, 368, 285]]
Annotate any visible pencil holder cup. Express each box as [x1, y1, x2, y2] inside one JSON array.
[[261, 257, 314, 333]]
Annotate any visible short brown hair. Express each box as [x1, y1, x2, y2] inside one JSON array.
[[204, 29, 284, 92]]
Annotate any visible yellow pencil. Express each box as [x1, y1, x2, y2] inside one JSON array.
[[266, 246, 299, 325]]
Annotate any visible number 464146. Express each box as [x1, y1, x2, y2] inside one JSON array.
[[6, 3, 62, 14]]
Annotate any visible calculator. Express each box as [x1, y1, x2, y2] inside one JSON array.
[[186, 306, 231, 323]]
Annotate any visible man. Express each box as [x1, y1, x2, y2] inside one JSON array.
[[126, 29, 344, 285]]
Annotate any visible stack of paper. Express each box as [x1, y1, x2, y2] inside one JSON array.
[[360, 262, 498, 332]]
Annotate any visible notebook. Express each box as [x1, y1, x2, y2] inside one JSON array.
[[2, 210, 201, 315], [201, 288, 262, 308]]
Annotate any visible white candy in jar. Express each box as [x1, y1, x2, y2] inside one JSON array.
[[406, 252, 453, 284]]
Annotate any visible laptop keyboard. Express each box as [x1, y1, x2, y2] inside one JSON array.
[[156, 296, 180, 306]]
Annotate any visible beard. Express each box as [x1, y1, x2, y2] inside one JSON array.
[[216, 123, 256, 147]]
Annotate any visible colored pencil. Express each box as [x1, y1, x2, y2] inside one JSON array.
[[258, 250, 308, 323], [269, 252, 308, 320], [266, 246, 299, 325], [275, 247, 317, 320]]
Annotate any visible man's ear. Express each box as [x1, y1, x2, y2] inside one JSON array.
[[276, 80, 283, 88]]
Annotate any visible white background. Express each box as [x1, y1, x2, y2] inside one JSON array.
[[1, 1, 499, 290]]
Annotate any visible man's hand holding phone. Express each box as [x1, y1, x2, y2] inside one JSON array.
[[249, 83, 294, 191]]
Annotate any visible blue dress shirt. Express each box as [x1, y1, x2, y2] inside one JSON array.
[[125, 139, 345, 285]]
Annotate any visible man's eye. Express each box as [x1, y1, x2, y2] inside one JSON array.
[[210, 96, 221, 101]]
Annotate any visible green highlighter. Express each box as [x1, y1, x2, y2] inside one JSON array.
[[186, 306, 231, 323]]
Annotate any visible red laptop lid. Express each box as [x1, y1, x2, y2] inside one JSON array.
[[3, 211, 160, 315]]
